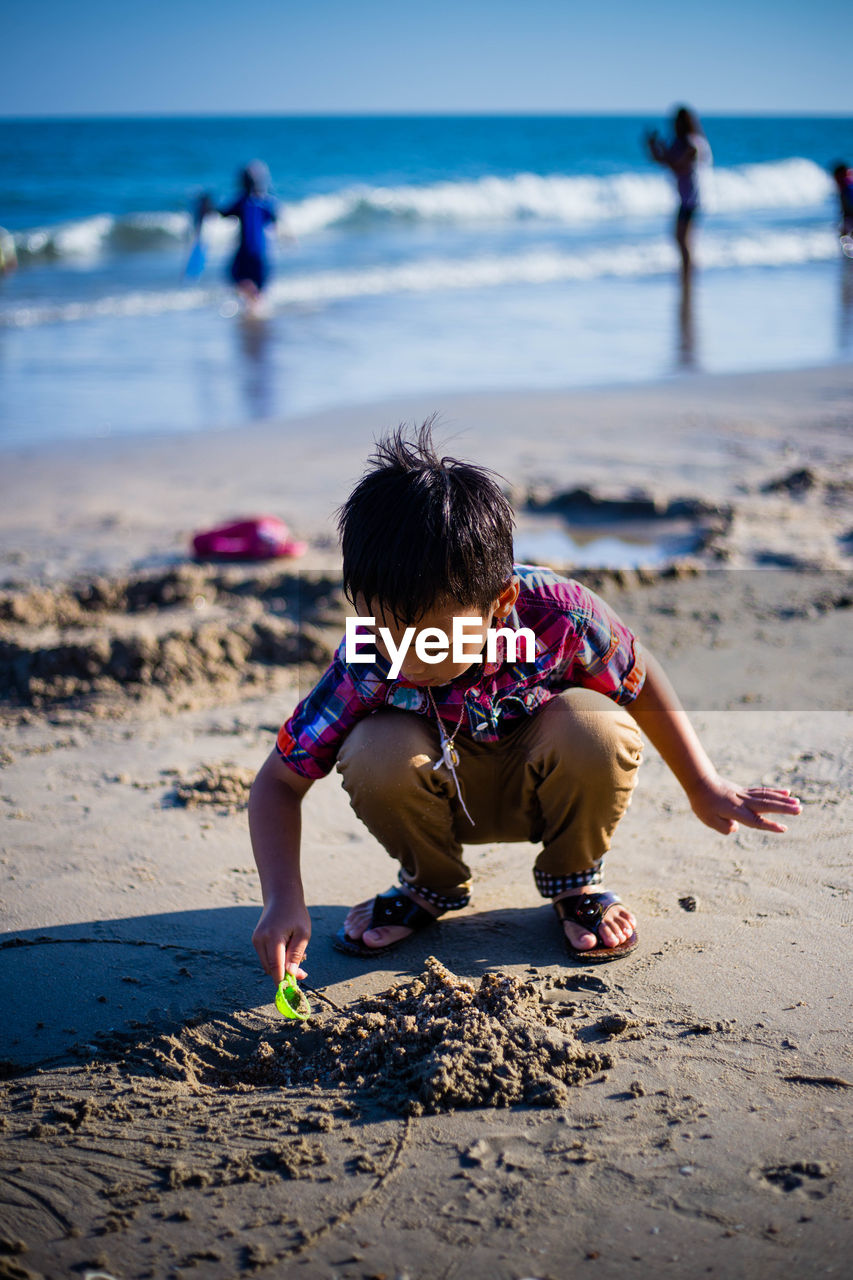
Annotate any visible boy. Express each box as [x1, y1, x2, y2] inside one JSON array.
[[249, 425, 800, 981]]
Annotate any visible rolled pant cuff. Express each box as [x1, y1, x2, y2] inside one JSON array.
[[397, 870, 470, 911], [534, 864, 603, 899]]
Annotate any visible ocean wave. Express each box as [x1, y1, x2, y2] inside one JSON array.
[[265, 229, 838, 301], [1, 228, 839, 329], [10, 158, 835, 264], [287, 157, 833, 234], [13, 211, 199, 263]]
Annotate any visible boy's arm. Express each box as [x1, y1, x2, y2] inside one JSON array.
[[630, 648, 801, 834], [249, 749, 314, 983]]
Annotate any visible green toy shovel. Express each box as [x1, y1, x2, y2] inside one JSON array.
[[275, 975, 311, 1021]]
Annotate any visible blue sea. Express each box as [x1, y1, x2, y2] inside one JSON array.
[[1, 114, 852, 447]]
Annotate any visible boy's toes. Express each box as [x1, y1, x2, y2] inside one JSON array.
[[343, 907, 368, 936], [562, 922, 599, 951], [362, 925, 412, 948], [598, 918, 627, 947], [597, 907, 635, 947]]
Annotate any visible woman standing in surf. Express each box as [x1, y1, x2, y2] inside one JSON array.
[[645, 106, 712, 281]]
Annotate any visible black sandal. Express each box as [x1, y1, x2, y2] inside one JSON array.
[[333, 887, 442, 958], [553, 890, 638, 964]]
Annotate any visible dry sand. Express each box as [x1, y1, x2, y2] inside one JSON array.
[[1, 364, 852, 1279]]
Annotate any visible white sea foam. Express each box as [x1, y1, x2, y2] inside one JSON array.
[[11, 158, 835, 264], [1, 227, 839, 330], [287, 157, 833, 234], [13, 211, 193, 262], [264, 229, 838, 303], [702, 158, 832, 213]]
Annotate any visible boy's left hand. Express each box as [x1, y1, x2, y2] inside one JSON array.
[[687, 772, 801, 834]]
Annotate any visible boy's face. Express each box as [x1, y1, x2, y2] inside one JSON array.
[[360, 578, 519, 687]]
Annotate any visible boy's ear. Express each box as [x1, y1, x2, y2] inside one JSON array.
[[493, 576, 520, 619]]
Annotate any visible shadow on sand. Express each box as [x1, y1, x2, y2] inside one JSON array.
[[0, 901, 591, 1073]]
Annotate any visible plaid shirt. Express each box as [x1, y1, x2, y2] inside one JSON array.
[[276, 565, 645, 779]]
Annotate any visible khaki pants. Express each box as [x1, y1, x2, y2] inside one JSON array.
[[336, 688, 643, 907]]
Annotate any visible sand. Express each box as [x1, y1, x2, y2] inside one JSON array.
[[1, 364, 852, 1279]]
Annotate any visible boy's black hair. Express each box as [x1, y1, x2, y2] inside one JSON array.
[[337, 420, 515, 622]]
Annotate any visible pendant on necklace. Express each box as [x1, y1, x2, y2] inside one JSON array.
[[441, 739, 460, 770]]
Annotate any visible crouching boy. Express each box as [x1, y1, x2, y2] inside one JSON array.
[[250, 425, 799, 978]]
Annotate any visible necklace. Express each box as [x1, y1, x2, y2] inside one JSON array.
[[427, 688, 474, 826], [426, 688, 465, 768]]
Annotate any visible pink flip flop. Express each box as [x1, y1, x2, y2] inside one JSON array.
[[192, 516, 307, 562]]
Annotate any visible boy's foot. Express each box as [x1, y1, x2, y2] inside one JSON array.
[[336, 885, 443, 956], [554, 888, 638, 963]]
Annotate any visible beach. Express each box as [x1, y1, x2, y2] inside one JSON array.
[[1, 363, 851, 1279]]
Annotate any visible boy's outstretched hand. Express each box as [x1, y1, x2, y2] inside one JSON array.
[[631, 653, 802, 838], [686, 773, 802, 835], [252, 898, 311, 985]]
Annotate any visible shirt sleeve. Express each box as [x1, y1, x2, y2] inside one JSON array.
[[276, 643, 380, 779], [557, 583, 646, 705]]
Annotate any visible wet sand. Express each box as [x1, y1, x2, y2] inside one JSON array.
[[1, 364, 852, 1279]]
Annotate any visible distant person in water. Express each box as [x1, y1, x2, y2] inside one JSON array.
[[831, 163, 853, 254], [220, 161, 278, 304], [0, 226, 17, 276], [645, 107, 712, 280]]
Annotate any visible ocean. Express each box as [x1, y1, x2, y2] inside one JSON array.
[[1, 114, 852, 447]]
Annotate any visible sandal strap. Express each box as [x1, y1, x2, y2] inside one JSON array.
[[553, 890, 621, 930], [370, 887, 441, 932]]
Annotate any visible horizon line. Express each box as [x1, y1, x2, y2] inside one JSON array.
[[3, 107, 853, 123]]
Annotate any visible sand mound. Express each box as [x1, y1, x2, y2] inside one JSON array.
[[172, 763, 255, 812], [133, 958, 611, 1116], [0, 565, 344, 710], [316, 957, 612, 1114]]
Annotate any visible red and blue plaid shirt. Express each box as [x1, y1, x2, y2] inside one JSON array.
[[276, 565, 645, 779]]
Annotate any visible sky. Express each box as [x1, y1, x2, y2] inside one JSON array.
[[2, 0, 849, 117]]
